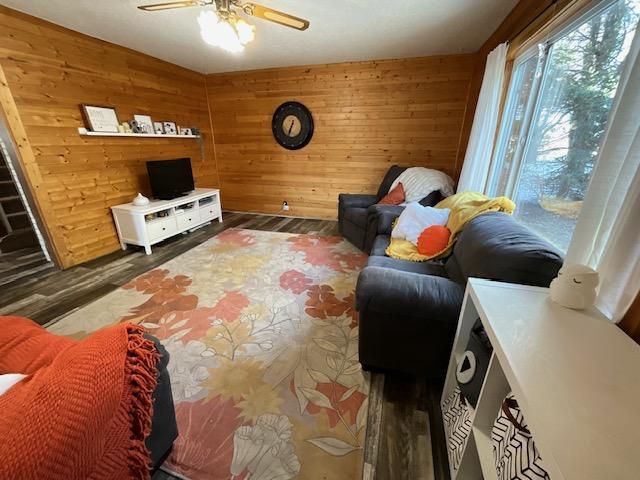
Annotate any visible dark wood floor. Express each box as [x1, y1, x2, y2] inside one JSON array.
[[0, 246, 52, 288], [0, 212, 448, 480]]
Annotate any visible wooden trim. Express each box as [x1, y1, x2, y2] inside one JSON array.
[[619, 293, 640, 345], [0, 63, 67, 267], [204, 77, 221, 190], [508, 0, 597, 60]]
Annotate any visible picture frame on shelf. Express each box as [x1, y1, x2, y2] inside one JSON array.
[[163, 121, 177, 135], [153, 122, 164, 134], [80, 105, 119, 133], [134, 115, 154, 134], [179, 127, 193, 136]]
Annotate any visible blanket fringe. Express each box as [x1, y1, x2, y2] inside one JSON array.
[[124, 324, 160, 480]]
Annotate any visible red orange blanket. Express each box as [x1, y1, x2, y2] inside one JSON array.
[[0, 316, 159, 480]]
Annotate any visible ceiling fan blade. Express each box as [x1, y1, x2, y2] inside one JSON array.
[[242, 3, 309, 30], [137, 1, 201, 11]]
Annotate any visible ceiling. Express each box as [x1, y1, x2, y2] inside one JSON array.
[[1, 0, 519, 74]]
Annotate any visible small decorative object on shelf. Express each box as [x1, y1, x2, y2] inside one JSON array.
[[122, 122, 132, 133], [134, 115, 154, 134], [549, 263, 599, 310], [117, 125, 125, 133], [153, 122, 164, 134], [80, 105, 119, 133], [132, 193, 150, 206], [191, 127, 201, 136], [128, 119, 143, 133], [179, 127, 193, 135], [163, 121, 177, 135], [456, 319, 492, 408]]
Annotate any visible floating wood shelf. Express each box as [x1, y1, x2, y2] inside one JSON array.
[[78, 128, 199, 139]]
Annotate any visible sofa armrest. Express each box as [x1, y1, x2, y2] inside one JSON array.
[[366, 204, 405, 234], [339, 193, 378, 210], [355, 266, 464, 323]]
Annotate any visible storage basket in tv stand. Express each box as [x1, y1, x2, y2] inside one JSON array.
[[111, 188, 222, 255]]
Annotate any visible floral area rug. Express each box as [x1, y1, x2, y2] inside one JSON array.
[[49, 228, 370, 480]]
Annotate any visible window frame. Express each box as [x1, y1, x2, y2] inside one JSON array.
[[487, 0, 623, 200]]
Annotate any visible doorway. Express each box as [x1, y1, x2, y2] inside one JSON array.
[[0, 127, 54, 286]]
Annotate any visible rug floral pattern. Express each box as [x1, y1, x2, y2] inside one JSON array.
[[49, 229, 369, 480]]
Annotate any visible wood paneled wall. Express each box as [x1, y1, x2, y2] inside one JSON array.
[[0, 7, 218, 268], [206, 55, 475, 219]]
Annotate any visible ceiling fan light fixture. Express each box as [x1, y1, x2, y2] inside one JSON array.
[[198, 10, 253, 53], [235, 19, 255, 45]]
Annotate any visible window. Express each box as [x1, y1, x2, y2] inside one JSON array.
[[488, 0, 640, 252]]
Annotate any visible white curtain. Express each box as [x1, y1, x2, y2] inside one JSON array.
[[457, 43, 508, 193], [566, 25, 640, 323]]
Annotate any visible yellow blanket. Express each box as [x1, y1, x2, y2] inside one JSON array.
[[385, 192, 515, 262]]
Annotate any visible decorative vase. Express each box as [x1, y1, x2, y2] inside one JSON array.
[[132, 193, 150, 206], [549, 263, 599, 310]]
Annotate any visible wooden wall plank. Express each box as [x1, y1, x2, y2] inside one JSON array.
[[620, 293, 640, 345], [0, 6, 219, 268], [206, 55, 475, 219]]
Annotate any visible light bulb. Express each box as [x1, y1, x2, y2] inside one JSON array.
[[198, 10, 244, 53], [235, 19, 255, 45]]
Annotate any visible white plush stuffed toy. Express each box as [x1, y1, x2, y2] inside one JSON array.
[[549, 263, 599, 310]]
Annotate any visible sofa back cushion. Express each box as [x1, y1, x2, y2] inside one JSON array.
[[376, 165, 407, 200], [445, 212, 563, 287]]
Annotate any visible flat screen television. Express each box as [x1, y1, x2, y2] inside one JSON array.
[[146, 158, 194, 200]]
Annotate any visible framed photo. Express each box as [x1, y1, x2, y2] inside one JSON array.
[[80, 105, 119, 133], [134, 115, 154, 134], [179, 127, 193, 136], [153, 122, 164, 134], [163, 121, 177, 135]]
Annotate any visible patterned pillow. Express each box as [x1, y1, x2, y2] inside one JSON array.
[[378, 182, 405, 205]]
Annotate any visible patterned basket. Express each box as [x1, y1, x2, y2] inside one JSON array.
[[442, 386, 472, 471], [492, 393, 550, 480]]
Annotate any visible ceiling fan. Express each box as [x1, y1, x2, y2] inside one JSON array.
[[138, 0, 309, 52]]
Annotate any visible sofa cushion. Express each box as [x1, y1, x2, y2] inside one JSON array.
[[344, 207, 368, 228], [445, 212, 563, 287], [370, 234, 391, 256], [367, 255, 447, 277]]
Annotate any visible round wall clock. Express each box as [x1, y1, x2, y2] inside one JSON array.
[[272, 101, 314, 150]]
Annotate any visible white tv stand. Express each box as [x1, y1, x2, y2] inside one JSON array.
[[111, 188, 222, 255]]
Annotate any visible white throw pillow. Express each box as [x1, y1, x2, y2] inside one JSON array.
[[0, 373, 27, 397], [392, 202, 451, 245]]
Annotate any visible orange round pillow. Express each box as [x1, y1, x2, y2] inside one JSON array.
[[417, 225, 451, 256]]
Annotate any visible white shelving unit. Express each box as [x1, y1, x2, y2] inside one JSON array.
[[442, 278, 640, 480], [78, 128, 199, 139], [111, 188, 221, 255]]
